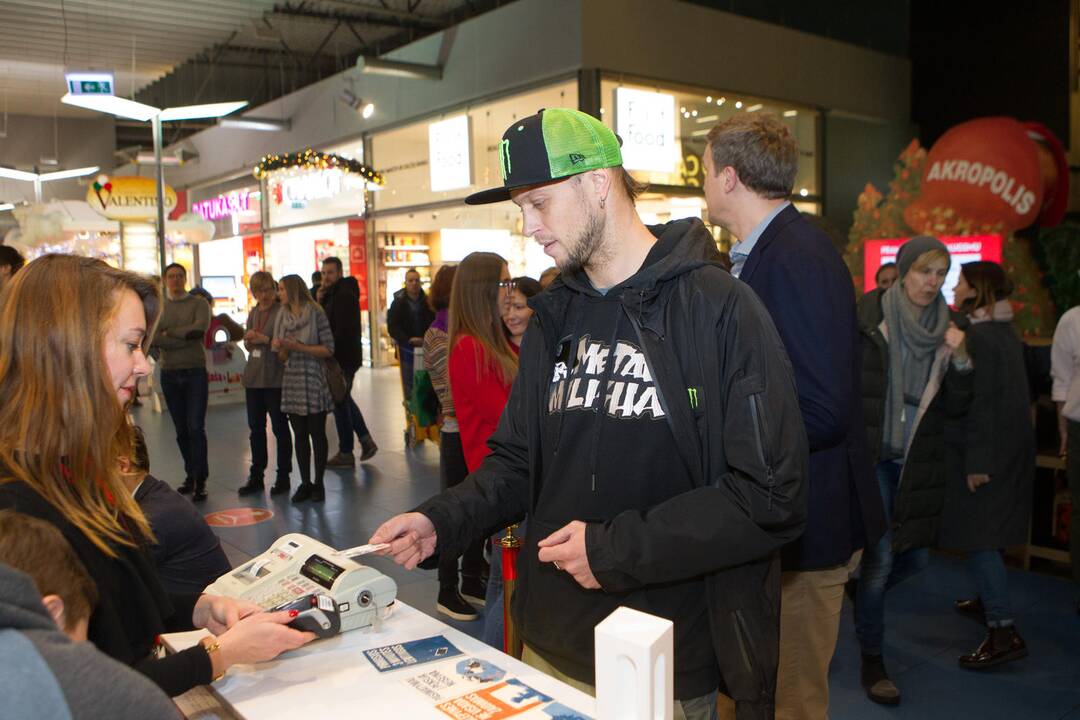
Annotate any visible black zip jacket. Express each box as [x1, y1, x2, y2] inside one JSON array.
[[416, 218, 808, 720]]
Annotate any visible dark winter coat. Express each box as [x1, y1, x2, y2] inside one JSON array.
[[320, 276, 364, 374], [939, 318, 1034, 552], [416, 218, 808, 720], [387, 288, 435, 350], [738, 204, 885, 570], [860, 297, 973, 553]]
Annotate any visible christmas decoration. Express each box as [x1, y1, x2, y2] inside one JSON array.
[[253, 149, 384, 186], [845, 138, 1057, 338]]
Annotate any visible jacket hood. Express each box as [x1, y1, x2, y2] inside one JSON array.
[[0, 563, 57, 633], [555, 218, 721, 296], [533, 218, 722, 349]]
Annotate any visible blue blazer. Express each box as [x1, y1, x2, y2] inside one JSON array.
[[739, 205, 886, 570]]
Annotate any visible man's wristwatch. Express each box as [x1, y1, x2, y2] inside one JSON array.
[[200, 636, 226, 682]]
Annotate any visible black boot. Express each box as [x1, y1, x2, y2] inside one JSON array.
[[291, 482, 313, 503], [192, 477, 208, 503], [310, 483, 325, 502], [861, 654, 900, 705], [237, 476, 264, 496], [177, 477, 195, 495], [359, 435, 379, 461], [269, 477, 291, 496], [959, 625, 1028, 670], [954, 597, 986, 624]]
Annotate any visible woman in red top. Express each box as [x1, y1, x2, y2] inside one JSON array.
[[448, 252, 518, 473]]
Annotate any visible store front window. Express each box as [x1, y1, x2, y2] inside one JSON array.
[[369, 78, 574, 366], [189, 181, 263, 320], [599, 76, 821, 248]]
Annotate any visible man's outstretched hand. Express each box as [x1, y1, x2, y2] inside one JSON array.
[[368, 513, 438, 570]]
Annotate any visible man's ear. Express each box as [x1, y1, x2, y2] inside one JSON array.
[[722, 165, 740, 193], [588, 168, 614, 204], [41, 594, 66, 630]]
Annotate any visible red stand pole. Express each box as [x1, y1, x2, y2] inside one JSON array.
[[498, 525, 522, 659]]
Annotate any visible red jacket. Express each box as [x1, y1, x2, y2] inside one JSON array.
[[449, 334, 517, 472]]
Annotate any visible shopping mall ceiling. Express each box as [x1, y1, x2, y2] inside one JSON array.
[[0, 0, 506, 151]]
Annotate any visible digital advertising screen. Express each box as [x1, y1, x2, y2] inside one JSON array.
[[863, 234, 1003, 305]]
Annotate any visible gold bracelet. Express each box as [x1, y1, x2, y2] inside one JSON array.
[[200, 636, 226, 682]]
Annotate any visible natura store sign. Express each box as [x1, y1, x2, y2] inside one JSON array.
[[86, 174, 178, 221], [193, 189, 251, 221]]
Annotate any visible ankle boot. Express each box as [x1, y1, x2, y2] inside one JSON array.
[[192, 477, 208, 502], [291, 482, 313, 503], [959, 625, 1028, 670], [176, 477, 195, 495], [310, 483, 325, 502], [861, 654, 900, 705], [269, 477, 291, 496], [359, 435, 378, 461], [954, 597, 986, 624], [237, 476, 264, 496]]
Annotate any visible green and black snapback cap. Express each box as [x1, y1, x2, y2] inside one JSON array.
[[464, 107, 623, 205]]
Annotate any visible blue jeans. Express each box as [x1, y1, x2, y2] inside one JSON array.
[[482, 541, 505, 649], [967, 549, 1011, 625], [332, 371, 371, 454], [855, 461, 929, 656], [245, 387, 292, 483], [160, 368, 209, 481]]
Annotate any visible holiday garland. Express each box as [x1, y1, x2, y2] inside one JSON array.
[[844, 139, 1058, 338], [253, 148, 384, 185]]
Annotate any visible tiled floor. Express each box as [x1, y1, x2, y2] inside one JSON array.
[[135, 367, 1080, 719]]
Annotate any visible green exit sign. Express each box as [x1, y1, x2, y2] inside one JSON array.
[[65, 72, 115, 96]]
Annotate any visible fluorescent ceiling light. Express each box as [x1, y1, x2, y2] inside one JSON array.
[[159, 101, 248, 122], [358, 57, 442, 80], [61, 93, 159, 121], [38, 166, 100, 182], [0, 167, 39, 181], [135, 152, 183, 166], [218, 117, 290, 131], [745, 103, 763, 113], [0, 203, 15, 212]]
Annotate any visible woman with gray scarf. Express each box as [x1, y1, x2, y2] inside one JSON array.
[[854, 236, 972, 706], [273, 275, 335, 503], [942, 261, 1032, 670]]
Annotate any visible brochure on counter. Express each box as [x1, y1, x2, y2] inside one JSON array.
[[362, 635, 593, 720]]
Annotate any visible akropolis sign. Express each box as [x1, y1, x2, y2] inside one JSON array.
[[903, 116, 1069, 233], [86, 174, 178, 221]]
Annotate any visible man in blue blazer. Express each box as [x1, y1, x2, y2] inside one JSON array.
[[704, 114, 887, 717]]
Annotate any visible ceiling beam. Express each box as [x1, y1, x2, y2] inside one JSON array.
[[271, 2, 445, 32]]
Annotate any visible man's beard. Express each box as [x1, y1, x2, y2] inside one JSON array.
[[557, 203, 606, 275]]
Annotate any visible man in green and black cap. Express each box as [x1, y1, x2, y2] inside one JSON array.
[[371, 108, 808, 719]]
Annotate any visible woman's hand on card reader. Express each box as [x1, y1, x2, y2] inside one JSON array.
[[368, 512, 437, 570], [212, 611, 317, 676]]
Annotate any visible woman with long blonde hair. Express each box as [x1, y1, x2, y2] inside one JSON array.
[[272, 274, 335, 503], [0, 255, 313, 696]]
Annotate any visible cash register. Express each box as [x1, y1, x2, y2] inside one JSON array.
[[205, 533, 397, 633]]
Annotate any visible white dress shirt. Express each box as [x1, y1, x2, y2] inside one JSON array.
[[1051, 306, 1080, 422]]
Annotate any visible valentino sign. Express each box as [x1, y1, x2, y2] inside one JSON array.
[[86, 174, 178, 221]]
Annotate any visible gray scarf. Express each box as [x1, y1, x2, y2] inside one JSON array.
[[881, 283, 950, 458], [274, 302, 319, 346]]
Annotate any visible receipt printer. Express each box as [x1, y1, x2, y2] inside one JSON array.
[[205, 533, 397, 633]]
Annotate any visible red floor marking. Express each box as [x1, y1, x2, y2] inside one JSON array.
[[204, 508, 274, 527]]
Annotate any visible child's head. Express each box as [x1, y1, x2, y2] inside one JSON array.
[[0, 510, 98, 641]]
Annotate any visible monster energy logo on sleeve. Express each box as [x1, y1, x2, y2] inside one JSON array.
[[499, 139, 512, 180]]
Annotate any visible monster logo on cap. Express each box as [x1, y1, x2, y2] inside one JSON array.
[[466, 108, 623, 205]]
